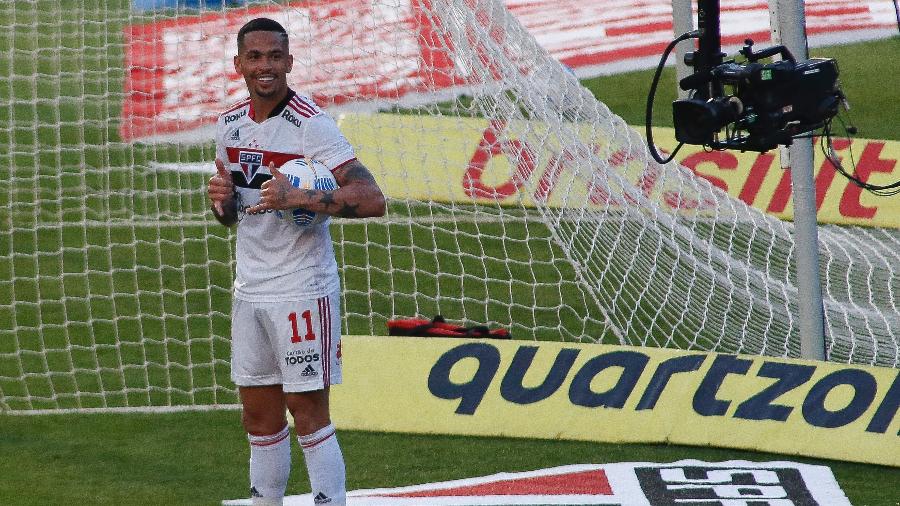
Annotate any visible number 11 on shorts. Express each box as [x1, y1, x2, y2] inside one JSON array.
[[288, 310, 316, 343]]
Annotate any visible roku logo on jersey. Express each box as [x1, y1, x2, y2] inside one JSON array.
[[281, 109, 302, 128], [225, 110, 246, 124]]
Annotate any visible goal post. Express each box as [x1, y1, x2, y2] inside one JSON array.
[[671, 0, 828, 361], [1, 0, 898, 414], [769, 0, 827, 360]]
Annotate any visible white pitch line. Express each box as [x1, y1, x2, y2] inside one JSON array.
[[148, 161, 215, 173]]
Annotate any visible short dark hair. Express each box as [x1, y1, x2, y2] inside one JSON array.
[[237, 18, 288, 51]]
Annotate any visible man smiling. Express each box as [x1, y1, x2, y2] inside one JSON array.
[[207, 17, 386, 506]]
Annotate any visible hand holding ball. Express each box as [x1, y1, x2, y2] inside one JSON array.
[[274, 158, 338, 228]]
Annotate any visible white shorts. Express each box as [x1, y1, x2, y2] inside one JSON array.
[[230, 290, 342, 392]]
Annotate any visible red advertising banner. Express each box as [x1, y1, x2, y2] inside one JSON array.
[[122, 1, 461, 141], [120, 0, 896, 142]]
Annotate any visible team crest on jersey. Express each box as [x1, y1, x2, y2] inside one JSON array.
[[238, 151, 264, 184]]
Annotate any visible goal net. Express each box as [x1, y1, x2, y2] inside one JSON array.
[[1, 0, 897, 413]]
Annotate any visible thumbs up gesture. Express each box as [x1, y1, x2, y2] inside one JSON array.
[[247, 162, 295, 214], [208, 158, 234, 214]]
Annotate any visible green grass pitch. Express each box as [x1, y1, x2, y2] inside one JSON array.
[[0, 1, 898, 503]]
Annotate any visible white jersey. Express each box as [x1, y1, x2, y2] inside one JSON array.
[[215, 90, 355, 302]]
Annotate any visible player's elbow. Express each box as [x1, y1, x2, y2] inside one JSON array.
[[368, 190, 386, 218], [212, 200, 239, 227]]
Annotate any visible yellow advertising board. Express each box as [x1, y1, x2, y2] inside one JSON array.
[[337, 113, 900, 228], [332, 336, 900, 467], [648, 128, 900, 228]]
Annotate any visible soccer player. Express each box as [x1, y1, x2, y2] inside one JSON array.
[[207, 17, 386, 506]]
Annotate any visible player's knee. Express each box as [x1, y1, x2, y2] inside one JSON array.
[[241, 408, 287, 435], [286, 394, 331, 435], [290, 410, 331, 436]]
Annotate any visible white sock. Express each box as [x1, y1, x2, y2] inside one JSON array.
[[298, 423, 346, 505], [248, 425, 291, 506]]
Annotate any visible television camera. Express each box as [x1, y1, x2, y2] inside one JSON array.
[[673, 41, 842, 152], [646, 0, 846, 160]]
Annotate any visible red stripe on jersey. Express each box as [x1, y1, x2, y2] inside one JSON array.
[[221, 99, 250, 116], [318, 297, 325, 385], [325, 296, 331, 386], [332, 157, 357, 172], [294, 95, 321, 115], [318, 296, 331, 388], [287, 102, 315, 118], [225, 147, 304, 169], [289, 98, 317, 118]]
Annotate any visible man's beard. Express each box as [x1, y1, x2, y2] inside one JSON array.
[[254, 85, 278, 98], [248, 77, 282, 98]]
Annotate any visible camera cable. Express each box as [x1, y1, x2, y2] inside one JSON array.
[[645, 30, 700, 165], [821, 115, 900, 196]]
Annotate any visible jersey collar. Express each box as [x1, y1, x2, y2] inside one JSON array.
[[247, 88, 297, 122], [267, 88, 297, 119]]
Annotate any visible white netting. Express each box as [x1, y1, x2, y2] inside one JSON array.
[[1, 0, 897, 413]]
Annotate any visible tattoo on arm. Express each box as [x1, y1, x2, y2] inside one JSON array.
[[335, 203, 362, 218], [333, 160, 377, 186], [300, 188, 346, 214], [304, 159, 385, 218], [317, 192, 336, 208], [276, 184, 291, 206]]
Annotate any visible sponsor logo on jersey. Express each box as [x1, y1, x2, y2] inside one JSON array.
[[301, 364, 318, 377], [313, 492, 331, 504], [285, 348, 320, 367], [237, 203, 275, 215], [228, 128, 240, 141], [224, 109, 246, 124], [238, 151, 263, 185], [281, 108, 303, 128]]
